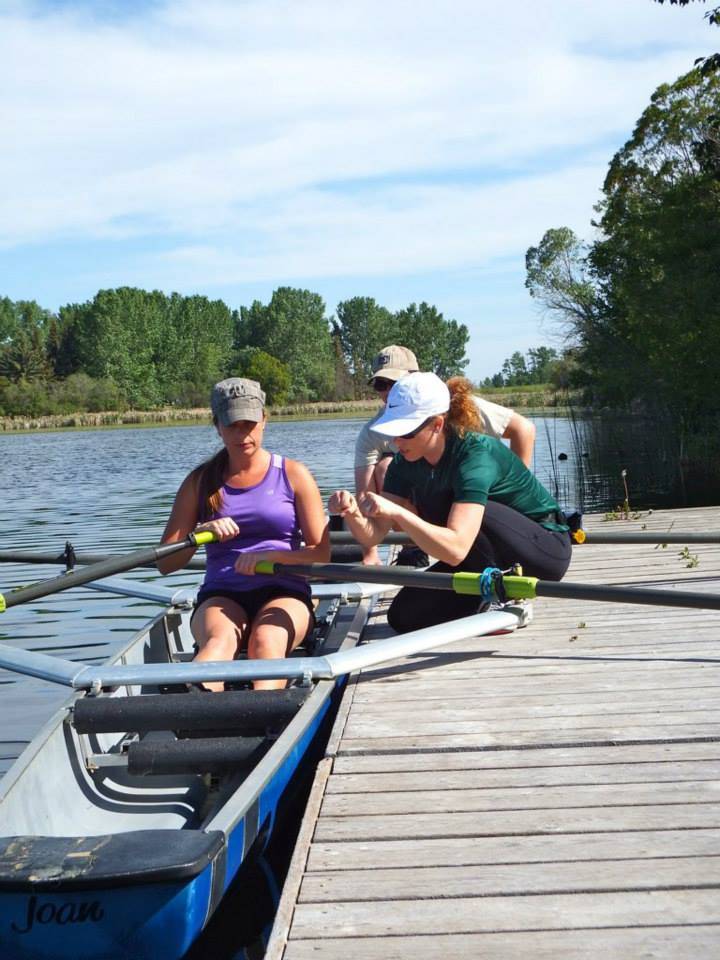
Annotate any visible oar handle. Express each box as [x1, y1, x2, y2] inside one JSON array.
[[0, 531, 216, 613]]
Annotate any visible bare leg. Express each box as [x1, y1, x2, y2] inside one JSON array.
[[191, 597, 249, 692], [247, 597, 312, 691]]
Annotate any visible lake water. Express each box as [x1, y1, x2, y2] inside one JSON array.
[[0, 412, 706, 957]]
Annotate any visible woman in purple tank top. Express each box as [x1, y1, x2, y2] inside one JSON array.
[[158, 378, 329, 691]]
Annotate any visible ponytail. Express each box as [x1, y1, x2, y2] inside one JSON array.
[[194, 446, 229, 521], [446, 377, 481, 437]]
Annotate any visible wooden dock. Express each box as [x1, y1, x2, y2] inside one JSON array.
[[267, 506, 720, 959]]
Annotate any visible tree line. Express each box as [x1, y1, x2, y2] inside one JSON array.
[[523, 63, 719, 428], [0, 289, 469, 416], [480, 347, 561, 388]]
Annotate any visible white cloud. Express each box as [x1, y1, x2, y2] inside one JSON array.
[[0, 0, 710, 308]]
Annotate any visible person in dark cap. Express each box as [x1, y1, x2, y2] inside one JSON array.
[[158, 377, 329, 690]]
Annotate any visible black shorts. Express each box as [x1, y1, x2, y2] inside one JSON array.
[[192, 585, 316, 628]]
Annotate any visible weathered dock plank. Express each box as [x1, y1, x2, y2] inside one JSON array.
[[299, 855, 720, 902], [289, 888, 720, 938], [307, 827, 720, 871], [284, 927, 720, 960]]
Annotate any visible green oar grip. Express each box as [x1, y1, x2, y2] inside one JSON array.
[[451, 572, 481, 596], [0, 594, 5, 613], [503, 575, 538, 600], [190, 530, 216, 547], [255, 561, 276, 575]]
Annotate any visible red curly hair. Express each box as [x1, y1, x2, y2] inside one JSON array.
[[446, 377, 481, 437]]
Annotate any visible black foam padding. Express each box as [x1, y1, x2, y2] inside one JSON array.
[[127, 736, 268, 775], [73, 688, 308, 735]]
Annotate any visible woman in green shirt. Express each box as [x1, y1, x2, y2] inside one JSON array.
[[328, 372, 571, 633]]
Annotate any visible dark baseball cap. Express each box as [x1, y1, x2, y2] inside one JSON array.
[[211, 378, 266, 426]]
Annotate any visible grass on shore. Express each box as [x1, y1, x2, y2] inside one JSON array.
[[0, 386, 570, 433]]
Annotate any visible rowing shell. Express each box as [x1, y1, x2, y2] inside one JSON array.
[[0, 585, 374, 960]]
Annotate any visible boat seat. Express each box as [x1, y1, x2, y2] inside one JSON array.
[[0, 829, 225, 890]]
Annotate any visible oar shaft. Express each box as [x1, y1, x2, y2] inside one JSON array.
[[329, 532, 410, 545], [0, 533, 214, 612], [533, 579, 720, 611], [256, 561, 455, 591], [0, 549, 207, 571], [332, 530, 720, 546], [583, 532, 720, 544], [259, 562, 720, 612]]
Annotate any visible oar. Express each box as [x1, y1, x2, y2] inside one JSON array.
[[329, 531, 411, 545], [327, 530, 720, 546], [0, 548, 207, 571], [254, 560, 720, 611], [0, 532, 215, 613], [580, 531, 720, 544]]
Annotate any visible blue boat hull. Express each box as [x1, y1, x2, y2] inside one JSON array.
[[0, 680, 341, 960]]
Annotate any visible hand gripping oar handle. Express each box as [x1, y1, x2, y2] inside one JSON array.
[[0, 531, 216, 613], [256, 562, 720, 611]]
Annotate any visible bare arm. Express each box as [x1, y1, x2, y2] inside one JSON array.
[[354, 465, 377, 497], [285, 459, 330, 563], [157, 472, 202, 574], [358, 493, 484, 567], [503, 412, 535, 467], [328, 489, 397, 548]]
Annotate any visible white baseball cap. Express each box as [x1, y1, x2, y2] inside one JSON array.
[[371, 372, 450, 437]]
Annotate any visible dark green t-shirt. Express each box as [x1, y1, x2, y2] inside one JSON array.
[[383, 431, 568, 532]]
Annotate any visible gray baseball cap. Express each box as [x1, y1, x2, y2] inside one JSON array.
[[211, 378, 266, 426], [369, 345, 419, 383]]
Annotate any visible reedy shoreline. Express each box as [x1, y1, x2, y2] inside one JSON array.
[[0, 389, 563, 432]]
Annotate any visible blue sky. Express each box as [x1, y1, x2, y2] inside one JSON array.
[[0, 0, 712, 379]]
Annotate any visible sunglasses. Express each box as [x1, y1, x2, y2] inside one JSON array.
[[398, 417, 433, 440], [372, 377, 394, 392]]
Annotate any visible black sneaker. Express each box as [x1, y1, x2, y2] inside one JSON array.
[[395, 545, 430, 568]]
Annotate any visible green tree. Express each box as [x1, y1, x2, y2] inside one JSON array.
[[334, 297, 395, 397], [501, 352, 529, 386], [236, 288, 334, 402], [0, 326, 51, 382], [330, 327, 355, 400], [59, 290, 235, 407], [527, 346, 560, 383], [158, 293, 235, 405], [590, 67, 720, 414], [525, 227, 599, 343], [0, 298, 19, 345], [235, 347, 291, 406], [0, 299, 56, 382], [394, 302, 469, 378], [63, 288, 168, 407], [483, 346, 568, 388]]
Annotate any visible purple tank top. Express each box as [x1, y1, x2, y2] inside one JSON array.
[[202, 453, 310, 598]]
